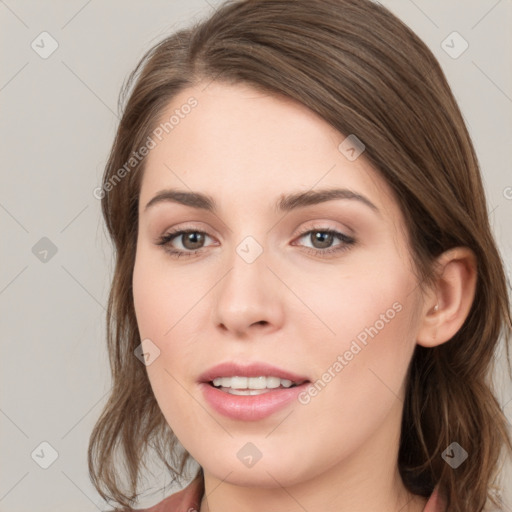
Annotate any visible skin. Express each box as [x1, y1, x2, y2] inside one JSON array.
[[132, 81, 477, 512]]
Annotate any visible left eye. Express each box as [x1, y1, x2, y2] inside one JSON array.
[[295, 229, 353, 251]]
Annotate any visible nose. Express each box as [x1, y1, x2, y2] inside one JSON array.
[[211, 243, 284, 338]]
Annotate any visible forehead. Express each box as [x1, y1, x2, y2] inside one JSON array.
[[139, 81, 399, 220]]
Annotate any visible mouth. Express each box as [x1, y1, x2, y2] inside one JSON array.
[[208, 376, 309, 395], [198, 361, 311, 420]]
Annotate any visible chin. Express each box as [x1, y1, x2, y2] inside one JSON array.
[[202, 457, 309, 489]]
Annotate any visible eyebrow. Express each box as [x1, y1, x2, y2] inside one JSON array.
[[144, 187, 379, 214]]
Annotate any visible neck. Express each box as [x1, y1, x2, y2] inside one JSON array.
[[199, 467, 427, 512], [198, 400, 428, 512]]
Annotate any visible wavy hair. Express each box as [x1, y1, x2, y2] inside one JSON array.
[[88, 1, 512, 510]]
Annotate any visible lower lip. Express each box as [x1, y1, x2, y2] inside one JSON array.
[[200, 382, 309, 421]]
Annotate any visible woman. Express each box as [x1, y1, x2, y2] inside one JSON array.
[[88, 0, 512, 511]]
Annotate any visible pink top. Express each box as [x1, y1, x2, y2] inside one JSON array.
[[132, 474, 447, 512]]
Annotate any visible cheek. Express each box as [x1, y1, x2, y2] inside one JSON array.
[[132, 245, 209, 411], [295, 248, 416, 345], [132, 243, 193, 340], [293, 251, 419, 401], [132, 259, 203, 444]]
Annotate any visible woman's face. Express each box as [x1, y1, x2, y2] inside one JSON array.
[[133, 81, 426, 488]]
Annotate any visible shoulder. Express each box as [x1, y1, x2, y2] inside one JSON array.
[[129, 473, 204, 512]]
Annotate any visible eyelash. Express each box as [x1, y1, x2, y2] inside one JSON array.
[[156, 225, 356, 259]]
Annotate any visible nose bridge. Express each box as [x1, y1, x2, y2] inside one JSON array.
[[223, 231, 270, 307], [224, 214, 270, 280], [211, 229, 283, 335]]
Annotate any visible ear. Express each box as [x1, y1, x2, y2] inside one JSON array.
[[416, 247, 477, 348]]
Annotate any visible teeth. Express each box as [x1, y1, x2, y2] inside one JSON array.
[[212, 376, 296, 389], [226, 388, 272, 396]]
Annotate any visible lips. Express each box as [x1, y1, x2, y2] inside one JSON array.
[[198, 361, 310, 385], [198, 361, 312, 421]]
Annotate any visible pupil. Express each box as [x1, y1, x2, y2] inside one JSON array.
[[184, 232, 204, 250], [313, 231, 332, 249]]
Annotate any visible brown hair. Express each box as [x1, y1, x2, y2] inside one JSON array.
[[88, 0, 512, 510]]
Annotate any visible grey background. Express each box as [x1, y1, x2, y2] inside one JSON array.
[[1, 1, 511, 511]]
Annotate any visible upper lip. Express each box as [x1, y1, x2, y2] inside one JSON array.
[[199, 362, 310, 384]]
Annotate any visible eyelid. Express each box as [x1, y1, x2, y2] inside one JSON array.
[[294, 220, 354, 237], [153, 221, 217, 242]]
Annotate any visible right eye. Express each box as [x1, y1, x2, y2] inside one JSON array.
[[156, 229, 216, 258]]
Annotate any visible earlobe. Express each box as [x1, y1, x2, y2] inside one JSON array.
[[416, 247, 477, 348]]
